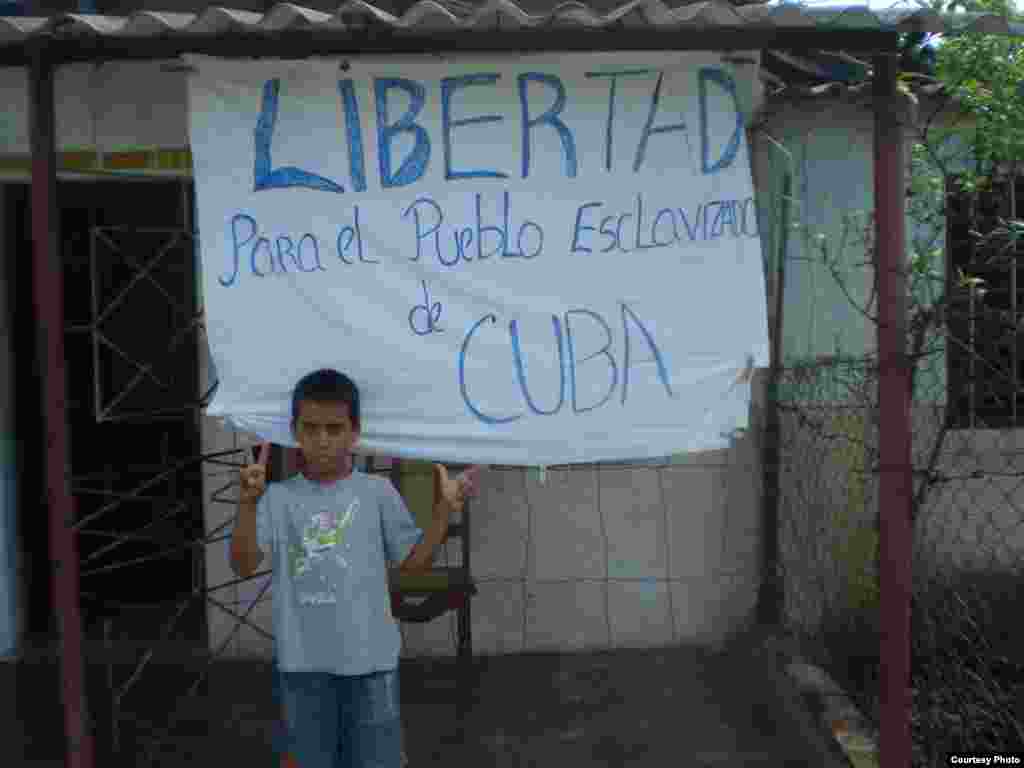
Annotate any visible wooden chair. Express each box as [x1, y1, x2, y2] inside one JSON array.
[[368, 456, 477, 661]]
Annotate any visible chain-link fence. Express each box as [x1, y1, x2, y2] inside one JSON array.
[[764, 134, 1024, 763]]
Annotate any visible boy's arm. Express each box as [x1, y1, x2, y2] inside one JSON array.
[[231, 443, 270, 579], [231, 498, 265, 578], [398, 497, 452, 573]]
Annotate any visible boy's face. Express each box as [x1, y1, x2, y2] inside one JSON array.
[[292, 400, 359, 473]]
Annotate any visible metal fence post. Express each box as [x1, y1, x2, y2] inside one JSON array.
[[873, 53, 912, 768], [29, 44, 96, 768]]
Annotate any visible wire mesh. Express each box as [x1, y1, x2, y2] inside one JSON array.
[[766, 141, 1024, 764]]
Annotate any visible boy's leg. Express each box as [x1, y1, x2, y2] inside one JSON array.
[[272, 661, 293, 759], [279, 670, 344, 768], [336, 669, 404, 768]]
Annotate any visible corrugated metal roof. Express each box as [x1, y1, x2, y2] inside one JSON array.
[[0, 1, 1021, 46], [768, 76, 947, 103]]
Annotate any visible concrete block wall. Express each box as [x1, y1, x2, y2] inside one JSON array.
[[912, 405, 1024, 577], [200, 373, 766, 659], [778, 399, 1024, 637], [198, 330, 272, 659], [402, 431, 762, 658]]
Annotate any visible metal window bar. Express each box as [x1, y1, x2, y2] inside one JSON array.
[[946, 175, 1024, 429], [81, 445, 281, 764], [40, 182, 287, 765]]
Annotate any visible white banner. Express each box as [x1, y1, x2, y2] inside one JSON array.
[[187, 52, 769, 466]]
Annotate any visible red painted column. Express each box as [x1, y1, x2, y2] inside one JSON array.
[[873, 53, 912, 768], [28, 47, 95, 768]]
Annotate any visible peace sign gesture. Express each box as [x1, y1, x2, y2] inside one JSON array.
[[240, 442, 271, 504]]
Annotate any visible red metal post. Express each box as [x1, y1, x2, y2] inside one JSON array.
[[28, 46, 96, 768], [873, 54, 912, 768]]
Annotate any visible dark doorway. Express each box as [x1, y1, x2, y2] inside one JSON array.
[[5, 182, 48, 641], [7, 180, 205, 644]]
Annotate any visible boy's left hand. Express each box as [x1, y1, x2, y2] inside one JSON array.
[[433, 464, 482, 516]]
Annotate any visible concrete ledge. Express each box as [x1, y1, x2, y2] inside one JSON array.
[[787, 662, 879, 768], [725, 624, 877, 768]]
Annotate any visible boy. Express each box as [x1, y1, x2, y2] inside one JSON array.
[[230, 368, 479, 768]]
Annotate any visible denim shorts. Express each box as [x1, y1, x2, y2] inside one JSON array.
[[273, 666, 404, 768]]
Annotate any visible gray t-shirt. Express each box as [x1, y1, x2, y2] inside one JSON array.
[[235, 469, 423, 676]]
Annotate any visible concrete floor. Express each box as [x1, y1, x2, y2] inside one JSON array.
[[5, 631, 849, 768]]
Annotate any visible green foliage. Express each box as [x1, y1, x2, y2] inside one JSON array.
[[934, 0, 1024, 173]]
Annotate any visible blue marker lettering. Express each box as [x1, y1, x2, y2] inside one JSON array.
[[704, 201, 719, 240], [518, 73, 577, 180], [338, 79, 367, 193], [678, 204, 703, 242], [402, 197, 443, 264], [459, 314, 522, 425], [721, 201, 738, 238], [296, 233, 326, 272], [585, 69, 654, 172], [375, 78, 431, 188], [699, 67, 743, 174], [251, 237, 272, 277], [571, 202, 602, 254], [336, 206, 366, 264], [337, 227, 355, 265], [621, 302, 674, 404], [275, 236, 293, 273], [223, 213, 256, 286], [254, 79, 345, 193], [475, 193, 504, 260], [500, 190, 543, 259], [652, 208, 678, 246], [616, 214, 632, 254], [441, 74, 507, 181], [352, 207, 374, 263], [565, 309, 618, 414], [455, 227, 474, 264], [599, 216, 618, 253], [634, 194, 657, 250], [510, 317, 566, 415], [634, 72, 688, 173], [515, 219, 544, 260]]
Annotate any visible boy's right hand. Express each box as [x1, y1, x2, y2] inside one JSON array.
[[239, 442, 270, 503]]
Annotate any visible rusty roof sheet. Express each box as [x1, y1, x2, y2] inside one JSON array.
[[0, 1, 1021, 46]]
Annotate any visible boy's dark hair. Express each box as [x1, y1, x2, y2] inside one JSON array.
[[291, 369, 360, 431]]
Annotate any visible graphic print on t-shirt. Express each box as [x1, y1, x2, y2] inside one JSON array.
[[287, 497, 359, 606]]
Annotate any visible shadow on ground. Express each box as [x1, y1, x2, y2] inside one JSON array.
[[5, 629, 844, 768]]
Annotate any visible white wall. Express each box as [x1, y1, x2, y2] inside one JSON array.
[[0, 63, 189, 157]]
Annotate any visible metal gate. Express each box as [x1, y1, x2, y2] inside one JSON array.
[[53, 181, 261, 766]]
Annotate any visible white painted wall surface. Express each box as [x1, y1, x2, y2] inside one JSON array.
[[0, 63, 189, 157]]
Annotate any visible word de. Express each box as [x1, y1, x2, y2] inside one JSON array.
[[458, 301, 675, 424], [409, 280, 445, 336]]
